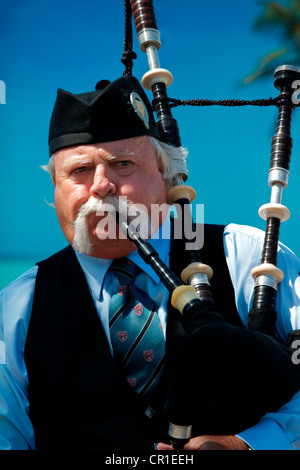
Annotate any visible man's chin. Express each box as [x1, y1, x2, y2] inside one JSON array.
[[77, 227, 134, 258], [90, 240, 137, 259]]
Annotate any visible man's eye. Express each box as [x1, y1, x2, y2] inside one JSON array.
[[117, 160, 131, 167], [73, 166, 88, 174]]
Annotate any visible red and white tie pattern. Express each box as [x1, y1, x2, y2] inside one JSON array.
[[109, 258, 165, 398]]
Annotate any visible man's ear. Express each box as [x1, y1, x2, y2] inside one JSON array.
[[157, 157, 165, 175], [52, 174, 56, 187]]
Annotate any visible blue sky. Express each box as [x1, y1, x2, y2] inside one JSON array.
[[1, 0, 300, 286]]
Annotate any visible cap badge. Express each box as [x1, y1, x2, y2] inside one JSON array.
[[130, 91, 150, 129]]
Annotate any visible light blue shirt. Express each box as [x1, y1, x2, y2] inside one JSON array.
[[1, 222, 300, 450]]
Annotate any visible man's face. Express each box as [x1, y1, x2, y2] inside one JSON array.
[[52, 136, 168, 258]]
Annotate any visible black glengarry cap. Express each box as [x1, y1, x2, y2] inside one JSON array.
[[48, 75, 161, 155]]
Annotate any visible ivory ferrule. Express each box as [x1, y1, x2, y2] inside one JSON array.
[[142, 68, 173, 90], [166, 185, 197, 205], [258, 202, 290, 222], [171, 285, 198, 313], [251, 263, 284, 283], [181, 262, 213, 284]]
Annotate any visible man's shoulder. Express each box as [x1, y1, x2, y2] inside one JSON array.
[[204, 222, 265, 239], [223, 223, 265, 240], [202, 222, 266, 248], [0, 265, 38, 335], [1, 265, 38, 296], [1, 246, 72, 297]]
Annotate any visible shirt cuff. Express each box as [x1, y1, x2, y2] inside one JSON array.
[[237, 418, 292, 450]]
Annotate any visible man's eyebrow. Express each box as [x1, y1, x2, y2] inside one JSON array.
[[59, 149, 136, 170], [60, 156, 92, 171], [105, 150, 136, 161]]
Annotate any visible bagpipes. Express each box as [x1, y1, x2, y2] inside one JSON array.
[[120, 0, 300, 448]]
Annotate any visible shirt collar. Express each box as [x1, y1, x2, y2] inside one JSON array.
[[75, 215, 171, 299]]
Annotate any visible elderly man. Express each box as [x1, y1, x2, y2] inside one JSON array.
[[1, 76, 300, 451]]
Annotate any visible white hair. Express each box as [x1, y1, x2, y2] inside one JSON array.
[[41, 157, 55, 177], [149, 137, 188, 188], [42, 137, 188, 189]]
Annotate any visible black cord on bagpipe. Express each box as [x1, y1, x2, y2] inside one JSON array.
[[120, 0, 300, 448], [121, 0, 137, 76], [121, 0, 280, 109]]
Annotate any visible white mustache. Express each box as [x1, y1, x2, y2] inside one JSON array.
[[72, 196, 152, 255], [76, 195, 120, 217]]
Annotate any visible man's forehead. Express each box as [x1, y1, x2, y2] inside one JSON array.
[[53, 136, 151, 160]]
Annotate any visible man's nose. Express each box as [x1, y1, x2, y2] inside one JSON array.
[[90, 165, 116, 198]]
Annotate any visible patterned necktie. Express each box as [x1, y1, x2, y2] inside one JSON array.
[[109, 257, 165, 399]]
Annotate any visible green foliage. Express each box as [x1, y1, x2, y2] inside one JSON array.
[[245, 0, 300, 83]]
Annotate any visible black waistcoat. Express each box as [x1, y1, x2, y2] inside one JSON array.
[[24, 224, 241, 450]]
